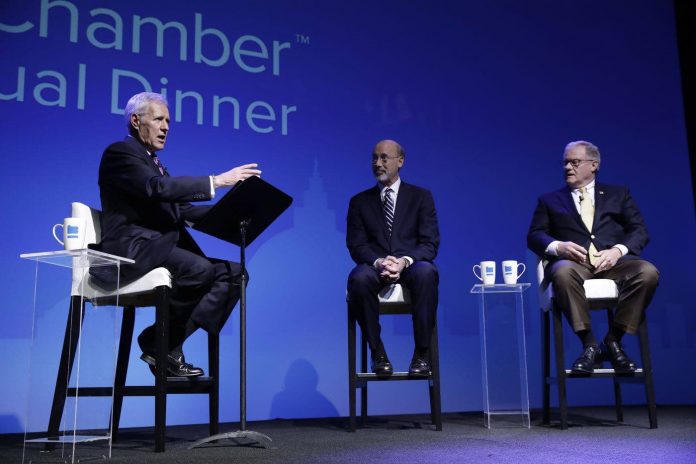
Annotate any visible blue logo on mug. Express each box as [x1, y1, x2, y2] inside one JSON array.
[[66, 225, 79, 238], [484, 266, 494, 275], [504, 265, 513, 273]]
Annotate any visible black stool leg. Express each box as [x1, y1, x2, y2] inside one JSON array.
[[428, 324, 442, 431], [606, 310, 624, 422], [542, 309, 551, 425], [154, 287, 169, 453], [360, 332, 368, 427], [638, 319, 658, 428], [613, 379, 624, 422], [111, 306, 135, 442], [348, 311, 357, 432], [208, 332, 220, 436], [552, 306, 568, 429], [46, 296, 86, 449]]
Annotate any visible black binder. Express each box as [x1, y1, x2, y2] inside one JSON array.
[[193, 175, 293, 246]]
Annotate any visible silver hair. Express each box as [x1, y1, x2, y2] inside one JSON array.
[[395, 141, 406, 159], [565, 140, 601, 166], [124, 92, 168, 128]]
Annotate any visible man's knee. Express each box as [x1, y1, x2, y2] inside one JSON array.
[[217, 261, 244, 286], [408, 261, 439, 284], [348, 264, 380, 292], [184, 257, 216, 288], [636, 260, 659, 288], [549, 261, 583, 287]]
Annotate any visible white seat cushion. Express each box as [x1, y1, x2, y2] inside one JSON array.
[[378, 284, 411, 304], [75, 267, 172, 300], [540, 278, 619, 311], [583, 279, 619, 300]]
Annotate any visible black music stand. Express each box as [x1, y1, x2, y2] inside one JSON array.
[[189, 176, 292, 450]]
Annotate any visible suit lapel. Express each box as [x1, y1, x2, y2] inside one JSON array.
[[561, 187, 588, 232], [366, 186, 386, 238], [391, 182, 411, 238], [593, 183, 606, 231], [124, 136, 179, 221]]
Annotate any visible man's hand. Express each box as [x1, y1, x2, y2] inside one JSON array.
[[592, 248, 622, 274], [557, 241, 588, 264], [214, 163, 261, 188], [375, 256, 406, 283], [381, 256, 408, 273]]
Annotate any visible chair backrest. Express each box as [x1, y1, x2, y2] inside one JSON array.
[[70, 202, 102, 296], [72, 202, 101, 245], [536, 258, 545, 286]]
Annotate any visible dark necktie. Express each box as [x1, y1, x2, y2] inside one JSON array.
[[383, 187, 395, 236], [151, 154, 165, 175]]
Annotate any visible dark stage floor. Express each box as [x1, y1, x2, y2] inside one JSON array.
[[3, 406, 695, 463]]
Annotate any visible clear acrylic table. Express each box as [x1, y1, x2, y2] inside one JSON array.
[[20, 249, 133, 463], [471, 283, 531, 428]]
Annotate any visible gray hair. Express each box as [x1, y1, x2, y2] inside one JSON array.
[[395, 141, 406, 159], [565, 140, 601, 166], [124, 92, 168, 128]]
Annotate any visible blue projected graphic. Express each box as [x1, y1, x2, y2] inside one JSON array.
[[1, 1, 694, 433]]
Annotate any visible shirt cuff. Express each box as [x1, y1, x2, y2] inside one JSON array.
[[613, 244, 628, 256], [545, 241, 560, 256], [402, 256, 414, 266], [209, 176, 216, 198]]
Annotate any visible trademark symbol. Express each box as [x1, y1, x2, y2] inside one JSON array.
[[295, 34, 310, 45]]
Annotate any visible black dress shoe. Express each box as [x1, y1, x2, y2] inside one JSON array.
[[408, 349, 431, 377], [139, 352, 205, 377], [571, 345, 603, 373], [371, 353, 393, 377], [601, 340, 637, 373]]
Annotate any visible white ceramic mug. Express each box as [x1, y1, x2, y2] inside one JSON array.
[[502, 260, 526, 284], [52, 217, 86, 250], [473, 261, 496, 285]]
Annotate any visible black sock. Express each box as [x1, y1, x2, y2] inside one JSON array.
[[371, 340, 386, 359], [604, 326, 625, 344], [170, 319, 200, 356], [577, 329, 598, 348], [183, 318, 199, 339]]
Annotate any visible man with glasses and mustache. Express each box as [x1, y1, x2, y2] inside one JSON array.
[[528, 140, 659, 374], [347, 139, 440, 377]]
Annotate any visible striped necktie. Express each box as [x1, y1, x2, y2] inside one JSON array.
[[383, 187, 395, 236], [151, 154, 165, 175], [579, 187, 598, 266]]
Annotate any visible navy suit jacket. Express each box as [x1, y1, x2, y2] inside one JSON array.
[[527, 183, 649, 262], [93, 136, 213, 284], [346, 182, 440, 265]]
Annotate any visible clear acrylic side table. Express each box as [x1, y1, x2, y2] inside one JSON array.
[[471, 283, 531, 428], [20, 249, 133, 463]]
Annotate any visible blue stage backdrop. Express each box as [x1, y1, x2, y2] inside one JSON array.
[[1, 1, 694, 433]]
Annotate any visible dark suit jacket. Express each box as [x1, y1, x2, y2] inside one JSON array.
[[527, 183, 649, 262], [93, 136, 213, 284], [346, 182, 440, 265]]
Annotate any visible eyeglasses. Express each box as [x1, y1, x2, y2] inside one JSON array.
[[563, 158, 594, 168], [372, 153, 401, 163]]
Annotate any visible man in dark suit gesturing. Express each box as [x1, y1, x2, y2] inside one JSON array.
[[347, 139, 440, 377], [527, 140, 659, 373], [97, 92, 261, 377]]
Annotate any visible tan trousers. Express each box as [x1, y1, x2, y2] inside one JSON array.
[[547, 257, 659, 334]]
